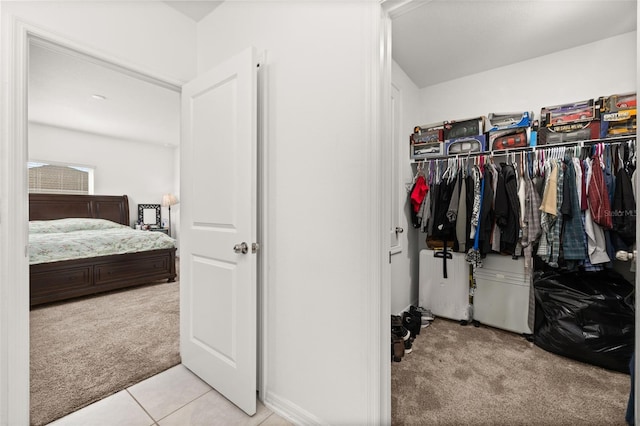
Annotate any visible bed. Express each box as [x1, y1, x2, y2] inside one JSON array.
[[29, 193, 177, 306]]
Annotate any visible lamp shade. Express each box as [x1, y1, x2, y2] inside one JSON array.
[[161, 193, 178, 207]]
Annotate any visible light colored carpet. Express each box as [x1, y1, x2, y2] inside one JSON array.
[[392, 318, 630, 425], [30, 279, 180, 426]]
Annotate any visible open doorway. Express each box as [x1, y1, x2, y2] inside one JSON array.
[[385, 1, 637, 424], [27, 36, 182, 425]]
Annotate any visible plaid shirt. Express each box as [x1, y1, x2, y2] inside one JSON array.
[[561, 156, 586, 260], [549, 159, 565, 268], [522, 175, 542, 262]]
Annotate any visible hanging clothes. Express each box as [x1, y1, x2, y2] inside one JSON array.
[[521, 171, 542, 269], [537, 161, 556, 263], [478, 164, 495, 256], [611, 167, 636, 249], [495, 163, 521, 255], [455, 175, 468, 252], [561, 156, 586, 260], [548, 159, 565, 268], [489, 162, 502, 253], [588, 154, 613, 230]]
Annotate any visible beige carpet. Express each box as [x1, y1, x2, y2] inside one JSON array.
[[392, 318, 630, 425], [30, 279, 180, 426]]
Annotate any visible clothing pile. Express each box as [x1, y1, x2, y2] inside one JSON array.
[[409, 141, 637, 272]]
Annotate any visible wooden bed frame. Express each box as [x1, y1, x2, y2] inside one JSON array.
[[29, 193, 177, 306]]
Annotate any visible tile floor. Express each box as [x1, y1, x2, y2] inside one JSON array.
[[49, 364, 292, 426]]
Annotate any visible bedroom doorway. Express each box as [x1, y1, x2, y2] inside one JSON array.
[[23, 26, 266, 424], [27, 34, 184, 425]]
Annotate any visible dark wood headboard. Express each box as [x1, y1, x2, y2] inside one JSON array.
[[29, 194, 130, 226]]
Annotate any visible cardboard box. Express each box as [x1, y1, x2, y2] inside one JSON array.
[[411, 142, 444, 159], [489, 128, 529, 151], [410, 122, 445, 159], [445, 134, 486, 155], [537, 121, 601, 145], [600, 110, 637, 138], [487, 111, 533, 132], [599, 92, 636, 114], [443, 117, 485, 140], [541, 99, 600, 127]]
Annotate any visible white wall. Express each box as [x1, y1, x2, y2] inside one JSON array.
[[28, 123, 178, 228], [0, 3, 196, 423], [419, 32, 637, 122], [391, 60, 422, 315], [2, 1, 196, 83], [198, 2, 380, 424]]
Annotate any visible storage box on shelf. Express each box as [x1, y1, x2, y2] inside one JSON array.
[[410, 122, 445, 159], [487, 111, 534, 151], [538, 98, 601, 145], [443, 116, 485, 140], [445, 134, 486, 154], [443, 116, 486, 155], [410, 92, 635, 160], [599, 92, 637, 138]]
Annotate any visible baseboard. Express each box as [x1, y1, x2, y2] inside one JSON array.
[[395, 301, 418, 316], [262, 390, 325, 425]]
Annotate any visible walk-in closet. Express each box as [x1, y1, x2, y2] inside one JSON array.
[[387, 1, 637, 424]]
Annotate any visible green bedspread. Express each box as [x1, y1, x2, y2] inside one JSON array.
[[29, 218, 176, 265]]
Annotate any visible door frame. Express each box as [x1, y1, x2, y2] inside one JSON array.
[[0, 18, 268, 424]]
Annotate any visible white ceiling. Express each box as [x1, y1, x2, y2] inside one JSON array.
[[28, 42, 181, 147], [27, 1, 637, 148], [163, 1, 222, 22], [392, 0, 638, 89]]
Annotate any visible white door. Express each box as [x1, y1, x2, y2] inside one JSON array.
[[180, 47, 258, 416], [389, 83, 402, 254]]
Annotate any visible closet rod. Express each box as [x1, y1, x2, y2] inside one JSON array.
[[413, 135, 636, 163]]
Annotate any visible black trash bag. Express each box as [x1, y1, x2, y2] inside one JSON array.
[[533, 269, 634, 373]]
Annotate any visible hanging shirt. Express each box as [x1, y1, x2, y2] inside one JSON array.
[[588, 155, 613, 229], [522, 174, 542, 269], [490, 163, 502, 253], [537, 162, 555, 262], [410, 175, 428, 213], [612, 167, 636, 247], [495, 163, 521, 255], [584, 206, 610, 265], [469, 166, 482, 239], [548, 159, 565, 267], [540, 161, 558, 215], [455, 176, 468, 252], [561, 156, 586, 260]]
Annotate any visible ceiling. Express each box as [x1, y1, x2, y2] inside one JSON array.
[[28, 41, 181, 147], [27, 1, 637, 148], [391, 0, 638, 88], [163, 1, 222, 22]]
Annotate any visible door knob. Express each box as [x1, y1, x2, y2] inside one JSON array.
[[395, 227, 404, 234], [233, 242, 248, 254]]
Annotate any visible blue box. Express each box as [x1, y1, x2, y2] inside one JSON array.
[[445, 134, 486, 155]]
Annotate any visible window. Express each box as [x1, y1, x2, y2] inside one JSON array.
[[28, 162, 94, 194]]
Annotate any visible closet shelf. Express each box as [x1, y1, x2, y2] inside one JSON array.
[[410, 134, 636, 163]]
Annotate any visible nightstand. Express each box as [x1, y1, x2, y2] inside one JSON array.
[[150, 228, 169, 235]]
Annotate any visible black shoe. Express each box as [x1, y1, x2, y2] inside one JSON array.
[[402, 311, 420, 338], [391, 315, 411, 340], [392, 335, 404, 362], [404, 338, 413, 355]]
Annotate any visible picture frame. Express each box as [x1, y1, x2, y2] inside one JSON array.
[[137, 204, 161, 227]]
